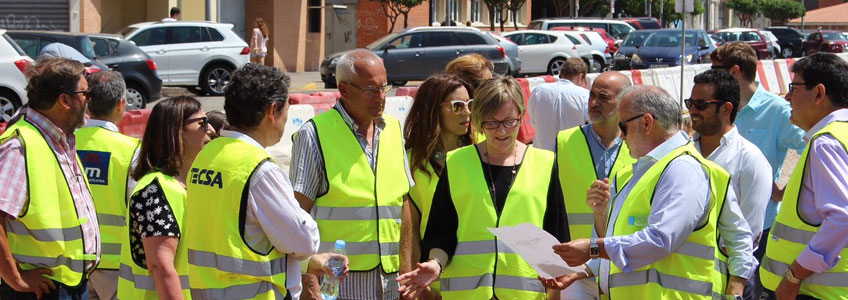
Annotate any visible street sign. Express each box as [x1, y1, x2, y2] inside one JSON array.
[[676, 0, 694, 13]]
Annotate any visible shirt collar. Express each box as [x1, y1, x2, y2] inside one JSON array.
[[644, 131, 690, 162], [558, 78, 575, 86], [744, 82, 770, 111], [219, 129, 270, 154], [25, 107, 71, 147], [83, 119, 119, 132], [804, 108, 848, 142], [585, 123, 622, 148], [334, 100, 386, 133]]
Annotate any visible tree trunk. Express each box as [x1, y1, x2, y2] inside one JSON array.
[[488, 6, 496, 31], [512, 9, 519, 30]]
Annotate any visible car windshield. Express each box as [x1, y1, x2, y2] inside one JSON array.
[[622, 32, 653, 47], [366, 32, 401, 50], [117, 26, 139, 37], [823, 32, 847, 41], [644, 31, 698, 47]]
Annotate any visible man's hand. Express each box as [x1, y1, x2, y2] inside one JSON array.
[[10, 268, 55, 299], [775, 278, 801, 300], [553, 239, 591, 267], [586, 179, 611, 215], [307, 253, 350, 280]]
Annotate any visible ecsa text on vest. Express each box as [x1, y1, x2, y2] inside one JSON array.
[[190, 168, 223, 188]]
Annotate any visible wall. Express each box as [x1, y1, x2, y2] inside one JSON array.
[[356, 0, 390, 48], [181, 0, 206, 20], [80, 0, 101, 32]]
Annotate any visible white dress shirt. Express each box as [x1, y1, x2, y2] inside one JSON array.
[[694, 126, 773, 249], [527, 79, 590, 151], [221, 130, 320, 298]]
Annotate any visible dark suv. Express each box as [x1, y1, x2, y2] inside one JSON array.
[[320, 27, 517, 88], [764, 26, 805, 58], [7, 31, 162, 109]]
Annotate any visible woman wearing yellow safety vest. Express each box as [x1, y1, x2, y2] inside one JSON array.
[[117, 96, 213, 299], [400, 74, 477, 300], [397, 76, 569, 300]]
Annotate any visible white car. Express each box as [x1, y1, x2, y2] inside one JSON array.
[[558, 30, 611, 72], [502, 30, 593, 76], [761, 30, 782, 58], [119, 21, 250, 96], [0, 30, 32, 122]]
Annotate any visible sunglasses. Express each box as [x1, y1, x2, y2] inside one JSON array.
[[684, 98, 722, 110], [618, 113, 652, 135], [443, 99, 473, 114], [787, 82, 808, 94], [70, 89, 91, 101], [185, 116, 209, 129], [481, 118, 521, 130]]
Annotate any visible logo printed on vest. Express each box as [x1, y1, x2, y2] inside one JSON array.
[[78, 150, 111, 185], [190, 168, 223, 189]]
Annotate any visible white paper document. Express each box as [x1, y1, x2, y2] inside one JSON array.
[[487, 223, 583, 278]]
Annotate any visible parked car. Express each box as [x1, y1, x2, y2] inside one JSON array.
[[0, 29, 32, 122], [501, 30, 582, 75], [714, 28, 772, 59], [8, 30, 110, 71], [320, 27, 516, 88], [618, 17, 663, 30], [120, 21, 250, 96], [761, 30, 782, 59], [764, 26, 805, 58], [556, 30, 611, 72], [527, 18, 635, 40], [612, 30, 656, 70], [630, 29, 715, 69], [553, 26, 618, 52], [484, 31, 522, 76], [88, 33, 163, 109], [802, 30, 848, 55], [39, 42, 104, 74]]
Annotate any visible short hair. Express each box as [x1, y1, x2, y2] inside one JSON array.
[[693, 69, 741, 123], [791, 52, 848, 108], [709, 42, 758, 82], [86, 71, 126, 118], [619, 85, 680, 132], [561, 58, 588, 79], [336, 49, 382, 85], [206, 110, 229, 135], [26, 56, 85, 111], [133, 96, 202, 180], [170, 7, 180, 17], [471, 76, 525, 130], [224, 63, 290, 129], [445, 53, 494, 94]]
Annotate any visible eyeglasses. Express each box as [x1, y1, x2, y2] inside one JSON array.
[[346, 82, 392, 95], [443, 99, 473, 114], [185, 116, 209, 129], [684, 98, 723, 110], [481, 118, 521, 130], [618, 113, 652, 135], [711, 64, 733, 70], [70, 89, 91, 101], [788, 82, 808, 94]]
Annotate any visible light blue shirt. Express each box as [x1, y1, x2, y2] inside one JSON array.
[[581, 124, 623, 179], [736, 83, 806, 230], [598, 132, 756, 294]]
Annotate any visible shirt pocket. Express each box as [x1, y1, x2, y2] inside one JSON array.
[[740, 128, 770, 152]]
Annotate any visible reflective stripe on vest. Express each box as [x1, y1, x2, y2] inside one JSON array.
[[185, 137, 287, 299], [760, 121, 848, 299], [312, 109, 408, 273], [556, 127, 635, 240], [608, 143, 729, 300], [0, 118, 87, 286], [440, 145, 553, 300], [117, 172, 191, 299], [76, 126, 139, 270]]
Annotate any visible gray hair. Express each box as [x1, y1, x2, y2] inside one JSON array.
[[618, 85, 680, 132], [87, 71, 126, 118], [335, 49, 381, 84]]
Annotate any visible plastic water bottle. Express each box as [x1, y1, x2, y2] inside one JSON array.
[[319, 240, 346, 300]]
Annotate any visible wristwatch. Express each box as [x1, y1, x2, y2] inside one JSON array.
[[784, 269, 801, 284], [589, 238, 600, 259]]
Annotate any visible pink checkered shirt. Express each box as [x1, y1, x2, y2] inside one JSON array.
[[0, 108, 100, 271]]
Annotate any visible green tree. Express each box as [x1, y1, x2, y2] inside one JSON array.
[[482, 0, 508, 30], [726, 0, 761, 27], [508, 0, 528, 30], [616, 0, 703, 26], [761, 0, 805, 25], [373, 0, 424, 33]]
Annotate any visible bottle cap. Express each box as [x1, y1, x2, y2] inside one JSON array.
[[335, 240, 346, 250]]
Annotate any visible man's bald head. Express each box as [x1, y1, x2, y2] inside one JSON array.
[[336, 49, 384, 85], [588, 71, 633, 124]]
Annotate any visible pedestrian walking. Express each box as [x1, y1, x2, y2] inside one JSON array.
[[251, 18, 270, 65]]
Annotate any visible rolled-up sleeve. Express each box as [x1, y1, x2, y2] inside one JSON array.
[[796, 136, 848, 273], [717, 185, 757, 279], [603, 156, 710, 272]]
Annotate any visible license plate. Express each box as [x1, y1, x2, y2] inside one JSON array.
[[650, 64, 668, 69]]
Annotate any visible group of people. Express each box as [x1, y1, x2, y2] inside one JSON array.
[[0, 40, 845, 300]]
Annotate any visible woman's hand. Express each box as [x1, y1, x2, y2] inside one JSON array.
[[307, 253, 350, 280], [538, 272, 585, 290], [586, 179, 610, 215], [396, 259, 441, 300]]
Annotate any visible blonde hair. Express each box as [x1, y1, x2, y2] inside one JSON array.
[[471, 76, 525, 130], [445, 53, 494, 93]]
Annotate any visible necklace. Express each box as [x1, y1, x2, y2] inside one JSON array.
[[483, 144, 519, 203]]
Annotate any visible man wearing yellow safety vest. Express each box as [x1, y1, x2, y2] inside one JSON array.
[[547, 86, 755, 299], [185, 63, 347, 299], [550, 71, 634, 299], [76, 71, 140, 300], [291, 49, 413, 300], [0, 57, 101, 299], [759, 53, 848, 300]]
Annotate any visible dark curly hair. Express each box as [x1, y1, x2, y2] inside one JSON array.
[[791, 53, 848, 108], [693, 69, 741, 123], [224, 63, 291, 129]]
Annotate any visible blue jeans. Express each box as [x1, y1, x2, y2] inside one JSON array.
[[0, 278, 88, 300]]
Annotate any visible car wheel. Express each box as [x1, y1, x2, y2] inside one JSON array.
[[125, 83, 147, 110], [201, 63, 234, 96], [781, 46, 794, 58], [0, 90, 21, 123], [324, 80, 337, 89], [592, 57, 605, 73], [548, 58, 566, 76], [391, 81, 407, 87]]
